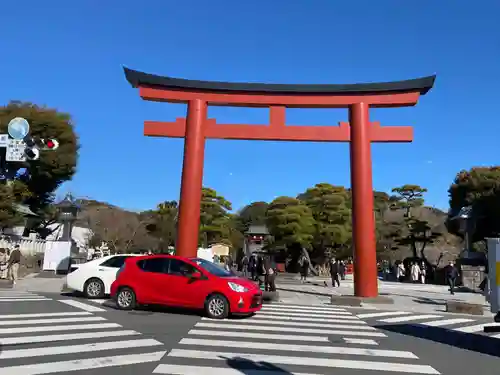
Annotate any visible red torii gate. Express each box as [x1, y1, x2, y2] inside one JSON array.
[[124, 67, 435, 297]]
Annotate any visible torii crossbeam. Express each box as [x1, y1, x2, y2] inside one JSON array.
[[124, 67, 435, 298]]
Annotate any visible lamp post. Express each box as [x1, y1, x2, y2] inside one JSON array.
[[58, 193, 79, 242]]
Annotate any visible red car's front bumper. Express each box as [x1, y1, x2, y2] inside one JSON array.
[[228, 291, 263, 314]]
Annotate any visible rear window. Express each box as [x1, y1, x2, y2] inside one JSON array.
[[100, 256, 130, 268], [137, 258, 169, 273]]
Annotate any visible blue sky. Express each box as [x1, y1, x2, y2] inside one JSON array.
[[1, 1, 499, 212]]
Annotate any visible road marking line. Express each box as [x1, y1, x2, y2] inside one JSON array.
[[261, 307, 351, 315], [271, 304, 347, 311], [0, 330, 140, 345], [249, 314, 365, 323], [357, 311, 413, 319], [188, 329, 330, 342], [88, 299, 108, 304], [263, 305, 347, 312], [154, 364, 321, 375], [0, 298, 50, 302], [378, 314, 443, 323], [258, 310, 353, 317], [455, 323, 500, 333], [203, 318, 374, 330], [0, 312, 92, 319], [180, 338, 416, 359], [343, 338, 379, 345], [0, 351, 166, 375], [58, 299, 107, 312], [420, 318, 475, 327], [0, 295, 43, 299], [0, 316, 105, 326], [0, 322, 121, 335], [167, 349, 440, 374], [195, 322, 386, 337], [0, 338, 163, 359]]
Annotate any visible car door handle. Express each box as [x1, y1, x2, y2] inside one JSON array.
[[98, 268, 105, 271]]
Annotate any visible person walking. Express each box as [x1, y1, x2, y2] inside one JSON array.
[[444, 261, 459, 295], [0, 248, 8, 279], [420, 261, 427, 284], [411, 262, 421, 283], [330, 258, 340, 287], [264, 256, 276, 292], [7, 245, 21, 285], [299, 255, 309, 282], [396, 262, 405, 282]]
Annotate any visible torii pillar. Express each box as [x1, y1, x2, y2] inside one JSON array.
[[124, 67, 435, 297]]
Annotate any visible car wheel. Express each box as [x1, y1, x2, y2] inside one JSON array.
[[116, 287, 136, 310], [84, 278, 105, 299], [205, 293, 229, 319]]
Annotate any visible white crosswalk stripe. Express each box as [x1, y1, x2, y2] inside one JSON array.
[[0, 310, 166, 374], [357, 308, 500, 339], [0, 291, 50, 302], [152, 303, 440, 374]]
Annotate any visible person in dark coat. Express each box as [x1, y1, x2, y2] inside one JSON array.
[[444, 261, 459, 295], [330, 259, 341, 287], [300, 255, 309, 282], [264, 256, 276, 292]]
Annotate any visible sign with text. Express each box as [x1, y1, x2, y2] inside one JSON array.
[[6, 139, 26, 162]]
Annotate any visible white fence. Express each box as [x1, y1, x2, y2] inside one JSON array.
[[0, 235, 48, 257]]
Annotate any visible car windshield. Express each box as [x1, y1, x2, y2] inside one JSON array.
[[191, 258, 233, 277]]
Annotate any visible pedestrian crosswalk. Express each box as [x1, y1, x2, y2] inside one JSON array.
[[0, 310, 166, 374], [153, 303, 440, 374], [356, 310, 500, 338], [0, 290, 50, 302]]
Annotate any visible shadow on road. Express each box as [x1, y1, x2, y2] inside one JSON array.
[[376, 323, 500, 358], [223, 356, 292, 374]]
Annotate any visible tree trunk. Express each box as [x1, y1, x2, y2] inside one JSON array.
[[301, 247, 318, 276]]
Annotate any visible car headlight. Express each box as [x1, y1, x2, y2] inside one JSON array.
[[228, 282, 248, 293]]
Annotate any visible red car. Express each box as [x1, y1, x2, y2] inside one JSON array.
[[110, 255, 263, 319]]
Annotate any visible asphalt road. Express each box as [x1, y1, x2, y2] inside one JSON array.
[[1, 289, 499, 374]]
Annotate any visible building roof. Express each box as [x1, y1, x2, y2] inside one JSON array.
[[124, 67, 436, 96], [245, 225, 270, 235]]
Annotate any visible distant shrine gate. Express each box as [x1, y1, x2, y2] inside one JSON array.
[[125, 67, 435, 297]]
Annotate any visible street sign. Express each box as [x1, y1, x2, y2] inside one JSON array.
[[0, 134, 8, 147], [6, 139, 27, 162], [7, 117, 30, 140]]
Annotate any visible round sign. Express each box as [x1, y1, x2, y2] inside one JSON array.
[[7, 117, 30, 140]]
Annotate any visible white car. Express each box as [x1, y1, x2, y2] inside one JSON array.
[[66, 254, 140, 298]]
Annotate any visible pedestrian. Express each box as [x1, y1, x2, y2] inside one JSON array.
[[264, 256, 276, 292], [249, 254, 257, 280], [299, 255, 309, 282], [444, 260, 459, 295], [6, 245, 21, 285], [396, 262, 405, 282], [0, 248, 8, 279], [339, 260, 346, 280], [330, 258, 340, 287], [411, 262, 420, 283], [420, 261, 426, 284], [241, 255, 249, 278]]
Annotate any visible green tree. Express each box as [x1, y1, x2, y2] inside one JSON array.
[[0, 182, 31, 230], [236, 201, 269, 232], [0, 101, 79, 230], [298, 183, 351, 257], [391, 185, 440, 259], [145, 201, 178, 251], [199, 187, 232, 247], [265, 196, 315, 250], [447, 167, 500, 242]]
